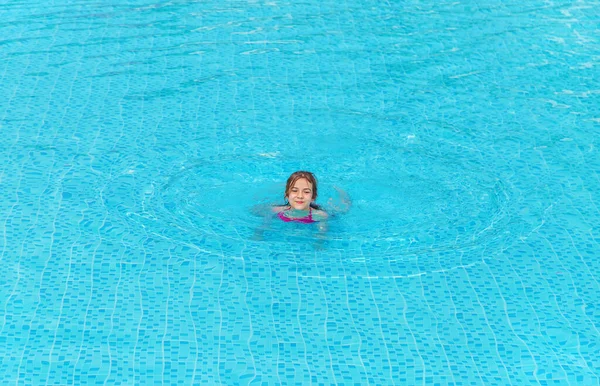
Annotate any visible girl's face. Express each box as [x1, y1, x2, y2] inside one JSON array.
[[286, 178, 314, 211]]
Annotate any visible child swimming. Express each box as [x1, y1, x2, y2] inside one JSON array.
[[271, 171, 328, 223], [251, 170, 350, 242]]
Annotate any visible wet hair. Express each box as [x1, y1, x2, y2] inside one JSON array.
[[284, 171, 322, 209]]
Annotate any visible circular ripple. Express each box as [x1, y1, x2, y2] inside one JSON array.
[[104, 138, 517, 276]]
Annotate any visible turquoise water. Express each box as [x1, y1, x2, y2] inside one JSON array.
[[1, 0, 599, 384]]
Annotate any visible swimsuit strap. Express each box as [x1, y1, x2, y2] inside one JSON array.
[[277, 211, 290, 222]]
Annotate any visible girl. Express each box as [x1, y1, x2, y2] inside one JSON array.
[[272, 171, 328, 223], [252, 171, 350, 242]]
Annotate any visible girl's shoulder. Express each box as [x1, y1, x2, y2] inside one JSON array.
[[271, 205, 288, 213], [311, 209, 328, 220]]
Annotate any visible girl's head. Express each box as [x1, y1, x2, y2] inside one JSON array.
[[284, 171, 318, 211]]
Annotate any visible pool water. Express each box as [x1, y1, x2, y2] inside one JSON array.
[[1, 0, 599, 384]]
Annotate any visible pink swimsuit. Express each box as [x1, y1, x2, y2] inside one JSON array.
[[277, 207, 316, 224]]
